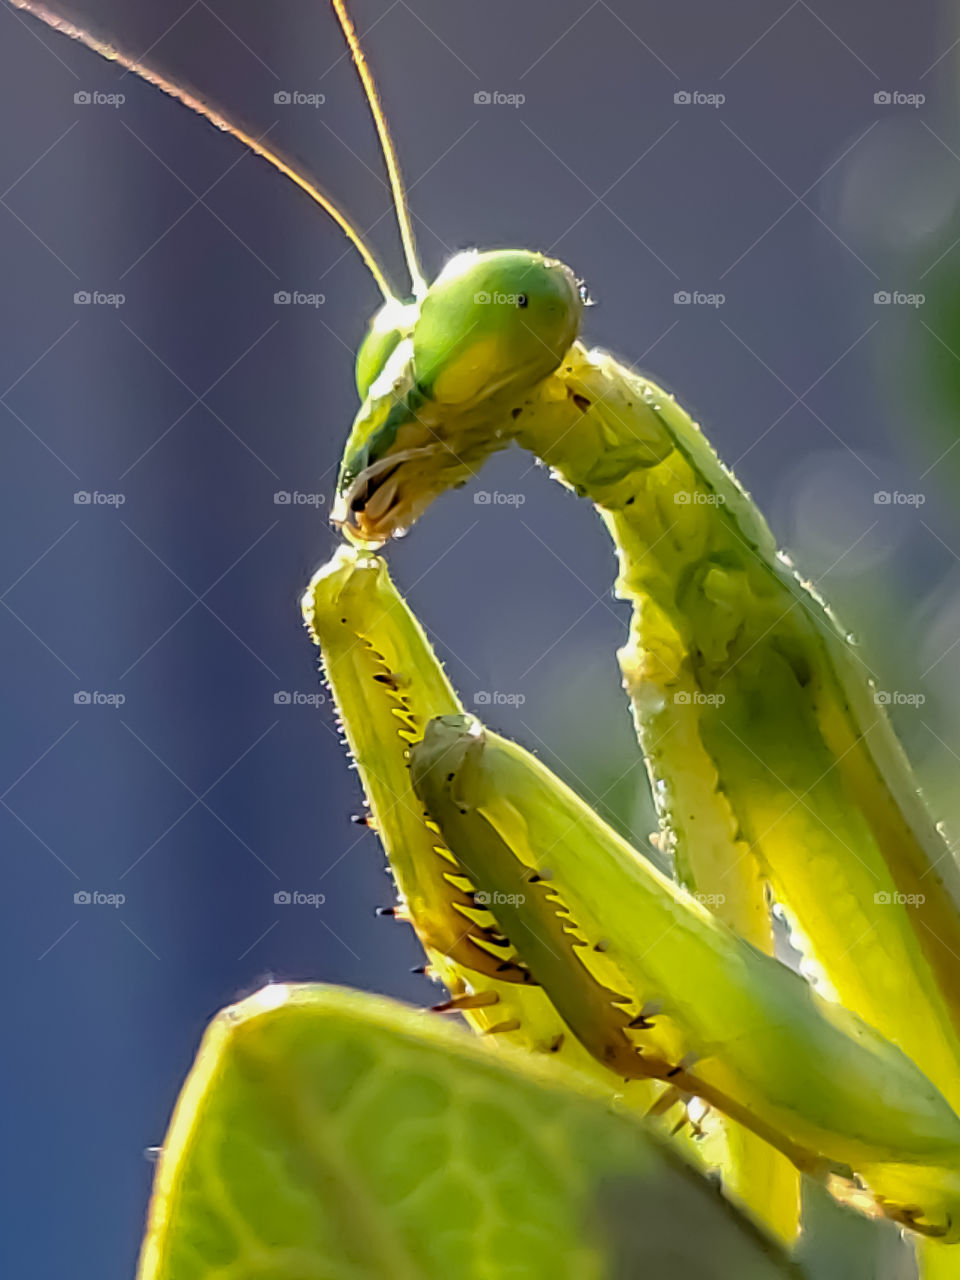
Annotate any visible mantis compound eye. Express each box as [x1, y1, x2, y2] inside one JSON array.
[[412, 249, 583, 407], [354, 297, 419, 401]]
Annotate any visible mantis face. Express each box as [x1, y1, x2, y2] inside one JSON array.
[[332, 248, 583, 545]]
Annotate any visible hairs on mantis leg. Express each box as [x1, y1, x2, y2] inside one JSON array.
[[304, 544, 960, 1241]]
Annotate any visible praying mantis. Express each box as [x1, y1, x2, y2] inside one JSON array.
[[11, 0, 960, 1270]]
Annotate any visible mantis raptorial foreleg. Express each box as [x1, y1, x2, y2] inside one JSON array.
[[301, 547, 670, 1131], [303, 545, 960, 1242], [302, 547, 797, 1238], [300, 547, 798, 1239], [302, 549, 647, 1071]]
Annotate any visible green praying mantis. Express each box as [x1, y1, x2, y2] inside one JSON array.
[[13, 0, 960, 1267]]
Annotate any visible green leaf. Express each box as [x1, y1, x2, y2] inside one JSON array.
[[138, 983, 802, 1280]]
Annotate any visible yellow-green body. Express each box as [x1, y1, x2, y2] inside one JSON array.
[[304, 547, 960, 1240]]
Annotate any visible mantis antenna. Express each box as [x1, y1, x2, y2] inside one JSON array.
[[6, 0, 418, 303], [329, 0, 426, 300]]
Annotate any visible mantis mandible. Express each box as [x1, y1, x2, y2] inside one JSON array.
[[12, 0, 960, 1261]]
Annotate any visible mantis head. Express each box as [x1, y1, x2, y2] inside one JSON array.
[[18, 0, 584, 548], [334, 249, 584, 546]]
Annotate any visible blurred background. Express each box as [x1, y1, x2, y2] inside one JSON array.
[[1, 0, 959, 1274]]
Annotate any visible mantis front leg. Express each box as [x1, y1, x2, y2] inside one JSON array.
[[304, 545, 960, 1243], [301, 548, 660, 1083]]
